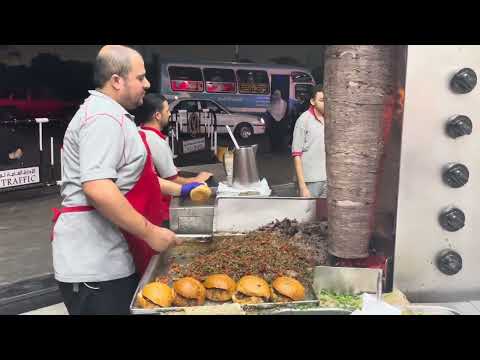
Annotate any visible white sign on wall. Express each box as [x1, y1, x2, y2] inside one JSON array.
[[0, 167, 40, 189], [182, 138, 206, 154]]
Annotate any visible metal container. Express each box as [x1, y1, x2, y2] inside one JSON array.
[[169, 188, 217, 235], [214, 196, 318, 233], [313, 266, 383, 299], [232, 145, 260, 188], [169, 183, 318, 235]]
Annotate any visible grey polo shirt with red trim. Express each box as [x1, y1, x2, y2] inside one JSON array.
[[53, 90, 147, 283], [292, 107, 327, 183]]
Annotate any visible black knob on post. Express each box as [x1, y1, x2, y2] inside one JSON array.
[[439, 207, 465, 232], [446, 115, 473, 138], [436, 249, 463, 276], [442, 163, 469, 188], [450, 68, 477, 94]]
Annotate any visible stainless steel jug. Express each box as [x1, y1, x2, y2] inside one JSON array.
[[232, 145, 260, 188]]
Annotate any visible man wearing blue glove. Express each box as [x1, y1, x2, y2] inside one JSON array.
[[181, 182, 205, 198], [135, 93, 213, 226]]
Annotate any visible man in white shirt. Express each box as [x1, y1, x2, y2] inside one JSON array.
[[292, 85, 327, 198]]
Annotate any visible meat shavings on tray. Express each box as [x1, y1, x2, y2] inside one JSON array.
[[166, 219, 330, 289]]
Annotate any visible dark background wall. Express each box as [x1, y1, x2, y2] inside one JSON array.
[[1, 45, 327, 94]]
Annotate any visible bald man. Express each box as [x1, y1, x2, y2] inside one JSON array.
[[52, 45, 205, 315]]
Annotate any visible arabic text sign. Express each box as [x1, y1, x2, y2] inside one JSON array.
[[0, 167, 40, 189], [182, 138, 206, 154]]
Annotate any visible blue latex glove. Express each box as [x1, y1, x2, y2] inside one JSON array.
[[181, 182, 204, 199]]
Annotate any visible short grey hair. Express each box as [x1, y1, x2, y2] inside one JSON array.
[[93, 45, 140, 88]]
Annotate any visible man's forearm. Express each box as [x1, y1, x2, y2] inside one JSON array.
[[174, 172, 212, 185], [83, 179, 152, 239], [173, 176, 193, 185], [293, 156, 307, 189], [159, 177, 182, 196]]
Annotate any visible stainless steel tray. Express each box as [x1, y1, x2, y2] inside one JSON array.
[[269, 308, 352, 315], [130, 236, 325, 315]]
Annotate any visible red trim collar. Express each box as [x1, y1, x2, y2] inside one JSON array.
[[141, 125, 167, 140], [309, 106, 324, 123]]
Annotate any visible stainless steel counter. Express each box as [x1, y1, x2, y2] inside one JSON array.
[[170, 183, 318, 235], [414, 302, 480, 315]]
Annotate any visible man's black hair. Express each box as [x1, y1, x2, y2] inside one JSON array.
[[134, 93, 168, 125], [310, 84, 324, 100]]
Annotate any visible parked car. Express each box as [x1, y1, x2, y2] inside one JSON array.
[[169, 98, 266, 140]]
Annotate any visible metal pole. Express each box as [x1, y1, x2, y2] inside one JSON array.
[[235, 45, 240, 62], [48, 137, 55, 185], [175, 114, 180, 158], [50, 137, 54, 166], [57, 146, 63, 186], [36, 118, 49, 185], [36, 118, 49, 151], [39, 123, 43, 152]]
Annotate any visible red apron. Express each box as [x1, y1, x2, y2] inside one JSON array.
[[140, 126, 177, 224], [52, 131, 164, 276]]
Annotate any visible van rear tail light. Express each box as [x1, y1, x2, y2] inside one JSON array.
[[171, 80, 204, 92], [206, 82, 236, 93]]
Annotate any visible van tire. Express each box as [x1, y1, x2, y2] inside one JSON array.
[[235, 123, 254, 140]]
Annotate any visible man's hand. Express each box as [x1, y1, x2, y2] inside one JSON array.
[[299, 185, 311, 198], [83, 179, 183, 253], [180, 182, 204, 199], [8, 148, 23, 160], [195, 172, 213, 183], [143, 223, 183, 252], [15, 148, 23, 159]]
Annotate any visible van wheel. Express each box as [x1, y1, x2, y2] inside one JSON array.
[[235, 123, 254, 140]]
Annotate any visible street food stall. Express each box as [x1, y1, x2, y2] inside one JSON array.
[[128, 45, 480, 315]]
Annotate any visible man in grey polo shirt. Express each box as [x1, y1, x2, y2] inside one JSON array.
[[52, 45, 182, 315], [292, 85, 327, 198]]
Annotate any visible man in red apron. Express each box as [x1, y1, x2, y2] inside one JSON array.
[[134, 94, 213, 226], [51, 46, 206, 315]]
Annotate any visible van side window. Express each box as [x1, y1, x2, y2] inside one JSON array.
[[204, 68, 236, 93], [169, 66, 204, 92], [295, 84, 314, 101], [174, 100, 199, 113], [291, 72, 314, 83], [237, 70, 270, 95], [200, 100, 227, 114]]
